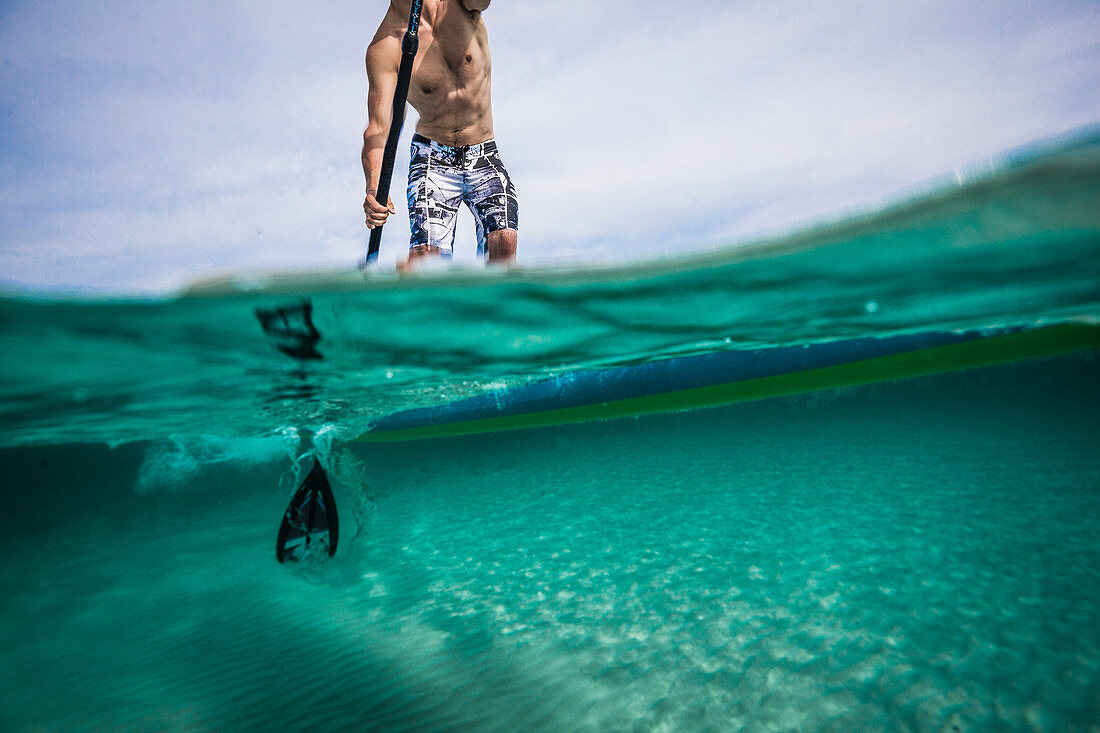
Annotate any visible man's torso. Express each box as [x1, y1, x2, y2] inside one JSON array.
[[386, 1, 494, 147]]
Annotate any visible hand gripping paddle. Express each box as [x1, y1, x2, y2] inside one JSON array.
[[364, 0, 425, 264]]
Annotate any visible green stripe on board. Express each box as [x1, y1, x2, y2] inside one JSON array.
[[355, 322, 1100, 443]]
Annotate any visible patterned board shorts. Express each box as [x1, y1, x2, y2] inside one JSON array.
[[407, 133, 519, 256]]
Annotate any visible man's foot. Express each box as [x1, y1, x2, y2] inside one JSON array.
[[397, 245, 447, 273]]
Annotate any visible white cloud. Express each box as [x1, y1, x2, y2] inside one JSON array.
[[496, 0, 1100, 252], [1, 0, 1098, 292]]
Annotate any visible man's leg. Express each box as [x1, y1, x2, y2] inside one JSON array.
[[486, 229, 517, 265], [404, 139, 461, 272], [467, 142, 519, 265]]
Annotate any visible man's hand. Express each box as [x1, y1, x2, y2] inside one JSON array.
[[364, 190, 396, 229]]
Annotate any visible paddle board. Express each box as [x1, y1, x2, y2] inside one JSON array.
[[355, 322, 1100, 442]]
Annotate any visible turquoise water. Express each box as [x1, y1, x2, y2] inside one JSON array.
[[2, 132, 1099, 730]]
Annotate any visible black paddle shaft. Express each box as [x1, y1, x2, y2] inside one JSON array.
[[366, 0, 424, 263]]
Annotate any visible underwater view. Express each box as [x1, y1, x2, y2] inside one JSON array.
[[2, 132, 1099, 730]]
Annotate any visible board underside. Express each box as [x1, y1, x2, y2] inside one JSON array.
[[356, 322, 1100, 443]]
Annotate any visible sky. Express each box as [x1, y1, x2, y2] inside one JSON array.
[[1, 0, 1098, 294]]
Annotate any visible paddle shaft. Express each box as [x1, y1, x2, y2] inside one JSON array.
[[366, 0, 424, 263]]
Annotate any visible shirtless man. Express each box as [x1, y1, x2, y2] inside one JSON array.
[[362, 0, 519, 270]]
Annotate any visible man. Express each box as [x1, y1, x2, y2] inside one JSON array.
[[362, 0, 519, 270]]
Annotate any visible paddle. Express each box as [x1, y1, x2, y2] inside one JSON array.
[[364, 0, 425, 264], [276, 433, 339, 563]]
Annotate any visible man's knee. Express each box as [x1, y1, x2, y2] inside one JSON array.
[[486, 228, 518, 261]]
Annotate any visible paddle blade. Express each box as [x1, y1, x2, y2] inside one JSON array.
[[276, 460, 339, 563]]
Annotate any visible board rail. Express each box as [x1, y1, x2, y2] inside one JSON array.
[[355, 322, 1100, 443]]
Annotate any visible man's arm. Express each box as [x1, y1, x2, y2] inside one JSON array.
[[461, 0, 490, 11], [362, 29, 402, 229]]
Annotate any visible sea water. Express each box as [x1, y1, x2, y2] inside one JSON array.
[[1, 132, 1099, 731]]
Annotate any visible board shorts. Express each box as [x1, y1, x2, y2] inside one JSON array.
[[407, 133, 519, 256]]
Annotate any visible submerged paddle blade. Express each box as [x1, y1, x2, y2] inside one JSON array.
[[276, 460, 339, 563]]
